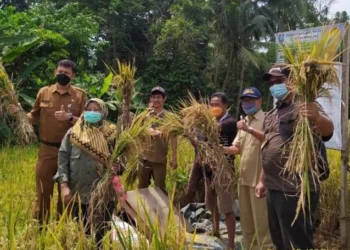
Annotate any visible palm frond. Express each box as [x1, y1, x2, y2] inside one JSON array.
[[237, 46, 261, 68]]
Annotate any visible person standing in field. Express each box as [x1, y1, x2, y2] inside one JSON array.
[[185, 129, 205, 204], [55, 98, 120, 247], [9, 60, 86, 223], [205, 92, 237, 250], [257, 65, 333, 250], [224, 87, 273, 250], [138, 86, 178, 194]]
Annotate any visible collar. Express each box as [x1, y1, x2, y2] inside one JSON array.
[[248, 109, 264, 121], [150, 108, 165, 117], [276, 94, 293, 109], [218, 112, 229, 124], [51, 83, 73, 95]]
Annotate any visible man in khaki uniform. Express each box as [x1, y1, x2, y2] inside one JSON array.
[[138, 87, 178, 194], [224, 87, 273, 250], [9, 60, 86, 223]]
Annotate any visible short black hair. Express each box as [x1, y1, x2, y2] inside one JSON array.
[[56, 59, 77, 73], [151, 90, 166, 98], [211, 92, 228, 105]]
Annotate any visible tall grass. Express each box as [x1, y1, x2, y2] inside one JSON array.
[[0, 144, 195, 249], [315, 149, 350, 248], [0, 144, 348, 249]]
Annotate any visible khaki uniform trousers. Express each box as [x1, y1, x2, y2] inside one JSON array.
[[137, 160, 167, 194], [239, 185, 273, 250], [32, 144, 62, 223]]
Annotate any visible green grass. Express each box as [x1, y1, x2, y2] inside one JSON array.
[[0, 144, 198, 249], [0, 144, 348, 249]]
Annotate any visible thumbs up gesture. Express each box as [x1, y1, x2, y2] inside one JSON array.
[[54, 105, 70, 121], [237, 115, 249, 132]]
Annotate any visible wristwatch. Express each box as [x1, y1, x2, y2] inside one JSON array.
[[68, 113, 73, 122]]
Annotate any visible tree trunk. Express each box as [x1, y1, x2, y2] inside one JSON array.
[[235, 65, 245, 118]]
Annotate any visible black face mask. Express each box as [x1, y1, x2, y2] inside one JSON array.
[[56, 73, 71, 86]]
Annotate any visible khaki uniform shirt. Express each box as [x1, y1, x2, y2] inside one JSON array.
[[233, 109, 265, 187], [29, 84, 86, 143], [141, 109, 169, 164]]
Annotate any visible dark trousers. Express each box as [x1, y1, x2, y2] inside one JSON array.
[[72, 202, 115, 248], [267, 189, 319, 250]]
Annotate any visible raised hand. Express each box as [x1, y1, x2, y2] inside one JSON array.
[[237, 115, 249, 132], [54, 105, 69, 121]]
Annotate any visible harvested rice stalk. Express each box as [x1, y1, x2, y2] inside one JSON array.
[[158, 111, 185, 139], [281, 27, 343, 224], [0, 62, 36, 145], [160, 93, 234, 187], [88, 111, 153, 222], [111, 59, 137, 130], [179, 94, 219, 145]]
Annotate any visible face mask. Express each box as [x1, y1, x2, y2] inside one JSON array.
[[269, 83, 288, 100], [84, 111, 102, 124], [210, 107, 223, 118], [242, 103, 259, 115], [56, 73, 71, 86]]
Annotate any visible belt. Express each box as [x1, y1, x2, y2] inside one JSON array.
[[41, 140, 61, 148]]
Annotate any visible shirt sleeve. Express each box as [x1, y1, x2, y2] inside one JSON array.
[[315, 101, 334, 142], [54, 129, 72, 183], [79, 92, 87, 116], [232, 130, 241, 146], [28, 89, 42, 124]]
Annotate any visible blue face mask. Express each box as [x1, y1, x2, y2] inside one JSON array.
[[84, 111, 102, 124], [269, 83, 288, 100], [242, 102, 259, 115]]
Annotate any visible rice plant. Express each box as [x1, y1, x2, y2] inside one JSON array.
[[159, 93, 234, 192], [0, 142, 348, 249], [110, 59, 137, 130], [89, 111, 154, 224], [280, 26, 344, 224], [0, 62, 36, 145]]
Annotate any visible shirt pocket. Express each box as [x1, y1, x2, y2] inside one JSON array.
[[278, 112, 296, 142], [264, 115, 276, 133], [40, 100, 54, 117]]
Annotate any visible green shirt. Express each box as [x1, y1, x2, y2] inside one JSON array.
[[55, 129, 102, 204]]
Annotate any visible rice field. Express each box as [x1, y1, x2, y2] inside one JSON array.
[[0, 142, 348, 249]]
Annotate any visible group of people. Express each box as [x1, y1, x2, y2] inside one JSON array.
[[8, 59, 334, 250], [184, 65, 333, 250]]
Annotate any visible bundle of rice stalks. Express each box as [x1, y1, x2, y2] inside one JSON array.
[[0, 62, 36, 145], [160, 93, 233, 185], [158, 111, 185, 139], [115, 111, 153, 187], [180, 94, 219, 145], [281, 26, 343, 224], [111, 59, 137, 130], [88, 111, 153, 224]]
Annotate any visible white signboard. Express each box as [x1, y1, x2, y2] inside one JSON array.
[[275, 24, 346, 150], [316, 65, 343, 150]]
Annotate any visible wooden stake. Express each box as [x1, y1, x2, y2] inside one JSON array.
[[340, 22, 349, 250]]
